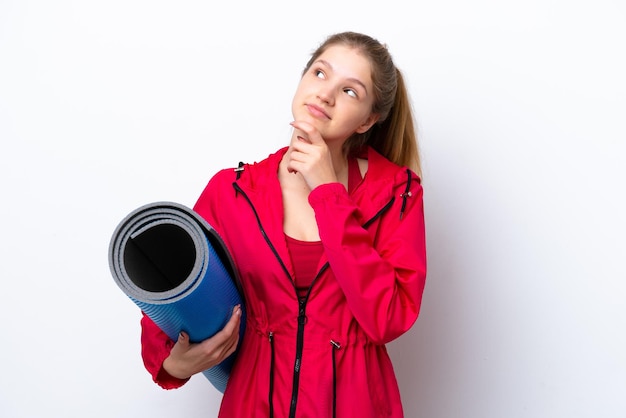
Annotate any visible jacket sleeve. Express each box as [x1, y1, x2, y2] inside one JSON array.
[[193, 168, 232, 231], [139, 169, 234, 390], [140, 312, 190, 389], [308, 177, 427, 345]]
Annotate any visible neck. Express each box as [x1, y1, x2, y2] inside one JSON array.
[[325, 140, 348, 176], [331, 152, 349, 187]]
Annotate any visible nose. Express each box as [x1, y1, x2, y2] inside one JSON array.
[[317, 86, 335, 106]]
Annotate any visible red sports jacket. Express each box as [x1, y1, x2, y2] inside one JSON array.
[[141, 146, 427, 417]]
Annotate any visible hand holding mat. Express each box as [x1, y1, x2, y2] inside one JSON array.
[[108, 201, 245, 393]]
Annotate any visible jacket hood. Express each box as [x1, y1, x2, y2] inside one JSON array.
[[234, 146, 420, 218]]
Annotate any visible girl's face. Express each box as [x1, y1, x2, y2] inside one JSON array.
[[291, 44, 379, 144]]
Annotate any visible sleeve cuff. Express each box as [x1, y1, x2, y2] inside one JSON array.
[[154, 364, 191, 390], [308, 182, 349, 207]]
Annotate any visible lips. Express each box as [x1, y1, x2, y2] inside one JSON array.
[[306, 104, 331, 120]]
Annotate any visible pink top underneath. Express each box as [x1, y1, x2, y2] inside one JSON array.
[[286, 157, 363, 297]]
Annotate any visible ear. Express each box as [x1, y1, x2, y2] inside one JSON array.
[[355, 113, 380, 134]]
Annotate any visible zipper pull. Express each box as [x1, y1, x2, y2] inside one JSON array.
[[234, 161, 245, 178], [298, 298, 308, 325], [234, 161, 245, 196]]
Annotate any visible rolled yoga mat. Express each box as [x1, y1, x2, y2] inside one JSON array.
[[108, 201, 245, 393]]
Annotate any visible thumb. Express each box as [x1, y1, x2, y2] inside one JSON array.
[[177, 331, 190, 347]]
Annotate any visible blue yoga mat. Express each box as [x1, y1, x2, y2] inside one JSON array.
[[108, 201, 245, 393]]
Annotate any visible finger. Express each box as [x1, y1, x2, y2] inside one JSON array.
[[211, 306, 241, 343], [226, 307, 242, 344], [290, 121, 323, 144], [230, 304, 242, 321], [205, 322, 239, 363], [289, 135, 311, 153], [224, 306, 242, 334], [224, 336, 239, 357], [296, 135, 311, 144], [224, 328, 241, 353], [286, 158, 302, 175]]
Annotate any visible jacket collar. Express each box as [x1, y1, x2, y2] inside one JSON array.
[[233, 145, 414, 221]]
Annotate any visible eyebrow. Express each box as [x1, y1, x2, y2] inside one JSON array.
[[315, 59, 369, 95]]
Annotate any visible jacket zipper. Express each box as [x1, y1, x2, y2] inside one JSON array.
[[232, 183, 293, 285], [287, 263, 329, 418], [288, 297, 307, 417], [232, 181, 395, 416]]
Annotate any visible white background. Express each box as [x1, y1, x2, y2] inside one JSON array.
[[1, 1, 625, 417]]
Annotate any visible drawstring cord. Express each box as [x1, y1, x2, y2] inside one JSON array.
[[269, 332, 275, 418], [399, 169, 412, 220], [330, 340, 341, 418]]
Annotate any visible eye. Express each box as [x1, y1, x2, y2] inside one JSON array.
[[315, 69, 325, 79], [344, 88, 357, 98]]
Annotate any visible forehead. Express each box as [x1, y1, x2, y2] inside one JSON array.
[[316, 44, 373, 85]]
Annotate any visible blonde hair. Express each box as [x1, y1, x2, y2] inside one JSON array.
[[303, 32, 421, 176]]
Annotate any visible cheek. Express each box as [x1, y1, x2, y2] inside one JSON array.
[[349, 108, 373, 128], [290, 96, 297, 116], [291, 86, 306, 115]]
